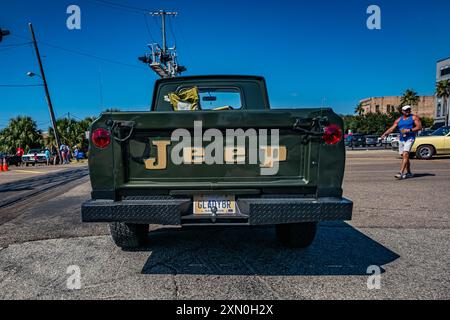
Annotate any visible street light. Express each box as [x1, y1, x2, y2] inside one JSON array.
[[26, 67, 62, 164], [27, 71, 40, 78]]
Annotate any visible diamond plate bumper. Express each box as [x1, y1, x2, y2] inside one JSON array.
[[81, 198, 190, 225], [82, 196, 352, 225], [240, 197, 353, 225]]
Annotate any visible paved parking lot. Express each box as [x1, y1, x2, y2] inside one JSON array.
[[0, 150, 449, 299]]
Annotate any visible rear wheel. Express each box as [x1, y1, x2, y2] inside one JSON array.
[[416, 145, 434, 160], [276, 222, 318, 248], [109, 223, 148, 249]]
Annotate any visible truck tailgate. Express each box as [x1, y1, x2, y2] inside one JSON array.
[[90, 109, 344, 193]]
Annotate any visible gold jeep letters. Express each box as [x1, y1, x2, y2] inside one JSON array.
[[144, 140, 287, 170]]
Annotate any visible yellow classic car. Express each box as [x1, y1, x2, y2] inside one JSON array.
[[411, 126, 450, 159]]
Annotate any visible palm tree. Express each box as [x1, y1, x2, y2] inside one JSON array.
[[400, 89, 420, 109], [436, 80, 450, 126], [0, 116, 43, 154], [355, 103, 364, 115], [47, 117, 95, 149]]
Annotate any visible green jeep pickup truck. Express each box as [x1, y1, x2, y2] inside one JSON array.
[[82, 75, 352, 249]]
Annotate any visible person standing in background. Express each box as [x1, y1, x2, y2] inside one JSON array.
[[44, 148, 51, 166], [65, 145, 71, 164], [16, 147, 24, 157], [74, 146, 80, 163], [60, 143, 67, 165]]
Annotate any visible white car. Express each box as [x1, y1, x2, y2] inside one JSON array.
[[386, 133, 400, 144], [21, 149, 47, 166], [390, 136, 400, 148]]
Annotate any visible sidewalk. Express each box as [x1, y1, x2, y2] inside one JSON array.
[[0, 162, 88, 185]]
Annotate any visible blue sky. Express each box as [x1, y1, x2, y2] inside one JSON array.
[[0, 0, 449, 129]]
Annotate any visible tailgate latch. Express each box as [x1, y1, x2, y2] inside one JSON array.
[[107, 120, 136, 142], [293, 117, 329, 143]]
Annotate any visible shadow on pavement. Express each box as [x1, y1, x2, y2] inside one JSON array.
[[140, 222, 399, 276], [409, 173, 436, 179]]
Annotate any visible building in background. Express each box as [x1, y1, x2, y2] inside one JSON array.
[[435, 57, 450, 127], [359, 96, 435, 118]]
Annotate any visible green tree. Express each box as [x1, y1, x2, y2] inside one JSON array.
[[47, 117, 95, 151], [354, 103, 364, 115], [400, 89, 420, 108], [0, 116, 43, 154], [420, 116, 434, 129], [342, 112, 402, 135], [436, 80, 450, 126]]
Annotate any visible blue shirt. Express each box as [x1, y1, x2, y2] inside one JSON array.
[[398, 115, 416, 142]]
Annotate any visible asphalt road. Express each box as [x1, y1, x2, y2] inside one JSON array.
[[0, 151, 449, 300]]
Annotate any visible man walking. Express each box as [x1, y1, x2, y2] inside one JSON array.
[[381, 105, 422, 179]]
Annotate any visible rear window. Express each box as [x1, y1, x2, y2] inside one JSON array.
[[198, 88, 242, 110]]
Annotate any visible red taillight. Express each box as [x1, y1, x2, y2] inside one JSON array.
[[92, 128, 111, 149], [323, 124, 343, 145]]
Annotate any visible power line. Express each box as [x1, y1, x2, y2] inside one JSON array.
[[39, 42, 147, 70], [0, 42, 32, 53], [144, 14, 156, 43], [173, 17, 193, 64], [0, 84, 42, 87], [10, 34, 146, 70], [0, 41, 32, 48], [87, 0, 150, 14], [168, 15, 177, 47]]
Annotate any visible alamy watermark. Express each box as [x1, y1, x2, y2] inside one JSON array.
[[366, 265, 381, 290], [367, 5, 381, 30], [66, 5, 81, 30], [66, 265, 82, 290]]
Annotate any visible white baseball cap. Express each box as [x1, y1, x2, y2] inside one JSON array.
[[402, 105, 412, 111]]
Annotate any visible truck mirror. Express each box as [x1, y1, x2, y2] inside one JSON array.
[[202, 96, 217, 102]]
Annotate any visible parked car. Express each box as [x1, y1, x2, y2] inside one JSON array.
[[351, 134, 366, 147], [418, 129, 434, 137], [0, 153, 22, 166], [22, 149, 47, 166], [411, 126, 450, 159], [386, 133, 400, 144], [365, 135, 379, 147], [390, 136, 400, 149], [7, 155, 22, 166]]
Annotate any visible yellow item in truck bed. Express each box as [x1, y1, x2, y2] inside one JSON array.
[[168, 87, 199, 111]]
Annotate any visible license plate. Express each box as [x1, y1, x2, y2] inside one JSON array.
[[193, 195, 236, 215]]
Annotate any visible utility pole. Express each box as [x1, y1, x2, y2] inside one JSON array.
[[138, 10, 186, 78], [28, 23, 62, 162], [151, 10, 177, 55]]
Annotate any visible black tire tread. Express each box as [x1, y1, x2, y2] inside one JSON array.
[[109, 222, 148, 249], [276, 222, 318, 248]]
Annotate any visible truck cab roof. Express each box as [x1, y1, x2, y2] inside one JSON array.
[[151, 75, 270, 111]]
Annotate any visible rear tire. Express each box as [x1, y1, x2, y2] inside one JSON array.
[[109, 223, 148, 249], [276, 222, 318, 248], [416, 145, 434, 160]]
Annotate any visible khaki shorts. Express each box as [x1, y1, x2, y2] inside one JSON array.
[[399, 139, 415, 154]]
